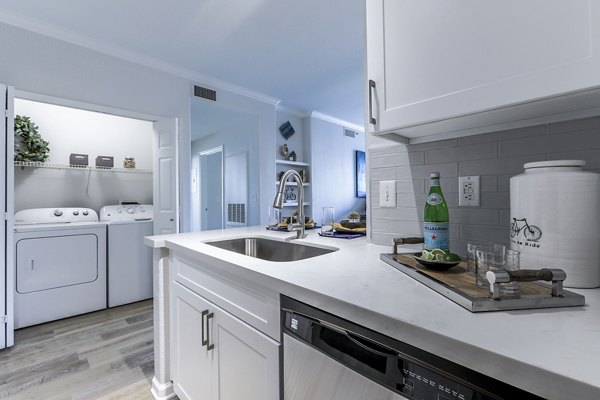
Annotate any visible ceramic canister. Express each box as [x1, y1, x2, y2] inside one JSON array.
[[510, 160, 600, 288]]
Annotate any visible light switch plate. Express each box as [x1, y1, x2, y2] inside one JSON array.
[[379, 180, 396, 207], [458, 176, 480, 206]]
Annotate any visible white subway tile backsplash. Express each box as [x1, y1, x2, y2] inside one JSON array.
[[368, 118, 600, 253], [459, 154, 545, 176], [407, 138, 458, 151], [480, 176, 498, 192], [460, 224, 509, 244], [499, 209, 511, 226], [450, 208, 499, 225], [424, 141, 497, 163], [370, 167, 396, 181], [397, 162, 458, 180], [370, 150, 424, 168], [548, 116, 600, 135], [458, 125, 546, 145], [499, 130, 600, 157]]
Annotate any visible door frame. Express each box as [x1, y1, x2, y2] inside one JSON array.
[[198, 145, 224, 231], [1, 84, 14, 349], [13, 90, 180, 235]]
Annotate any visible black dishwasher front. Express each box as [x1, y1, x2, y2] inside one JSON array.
[[282, 295, 544, 400]]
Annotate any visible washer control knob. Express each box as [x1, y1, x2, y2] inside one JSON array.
[[82, 210, 89, 216], [73, 210, 79, 215], [127, 207, 135, 214], [54, 209, 63, 217]]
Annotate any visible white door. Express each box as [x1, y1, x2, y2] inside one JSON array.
[[153, 118, 179, 235], [1, 84, 14, 349]]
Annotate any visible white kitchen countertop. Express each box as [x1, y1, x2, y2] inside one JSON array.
[[146, 226, 600, 399]]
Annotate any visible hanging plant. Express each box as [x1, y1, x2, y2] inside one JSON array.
[[14, 115, 50, 162]]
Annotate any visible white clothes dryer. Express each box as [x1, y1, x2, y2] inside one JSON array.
[[14, 208, 107, 329], [100, 204, 153, 308]]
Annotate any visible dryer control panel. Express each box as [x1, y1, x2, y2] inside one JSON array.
[[15, 208, 99, 225], [100, 204, 153, 222]]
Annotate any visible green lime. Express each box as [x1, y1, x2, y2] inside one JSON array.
[[430, 249, 445, 256], [443, 252, 460, 262], [435, 254, 445, 261], [421, 251, 433, 260]]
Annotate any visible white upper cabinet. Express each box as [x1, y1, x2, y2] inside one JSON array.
[[366, 0, 600, 143]]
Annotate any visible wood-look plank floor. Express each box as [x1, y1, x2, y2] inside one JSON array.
[[0, 300, 174, 400]]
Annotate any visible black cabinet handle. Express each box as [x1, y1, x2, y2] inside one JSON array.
[[206, 312, 215, 351], [368, 79, 377, 125], [201, 309, 209, 347]]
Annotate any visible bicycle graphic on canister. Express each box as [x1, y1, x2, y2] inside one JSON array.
[[510, 217, 542, 242]]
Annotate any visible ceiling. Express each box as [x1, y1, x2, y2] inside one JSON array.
[[0, 0, 366, 126]]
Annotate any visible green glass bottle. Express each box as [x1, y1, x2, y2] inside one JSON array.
[[424, 172, 449, 251]]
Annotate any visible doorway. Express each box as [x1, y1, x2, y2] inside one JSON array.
[[199, 146, 224, 230]]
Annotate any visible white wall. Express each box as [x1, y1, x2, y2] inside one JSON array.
[[13, 99, 153, 212], [308, 116, 366, 223]]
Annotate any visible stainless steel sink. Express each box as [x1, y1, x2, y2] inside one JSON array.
[[206, 237, 337, 262]]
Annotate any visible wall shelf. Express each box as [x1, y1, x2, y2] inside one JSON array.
[[14, 161, 152, 174], [275, 181, 310, 186], [282, 202, 310, 207], [275, 159, 310, 167]]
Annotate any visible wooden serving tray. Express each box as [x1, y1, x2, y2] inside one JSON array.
[[380, 253, 585, 312]]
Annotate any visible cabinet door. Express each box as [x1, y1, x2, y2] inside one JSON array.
[[366, 0, 600, 132], [171, 282, 214, 400], [212, 296, 281, 400], [172, 281, 281, 400]]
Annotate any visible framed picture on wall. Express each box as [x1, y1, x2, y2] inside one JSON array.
[[355, 150, 366, 198]]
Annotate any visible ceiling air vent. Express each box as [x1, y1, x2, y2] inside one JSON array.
[[344, 128, 358, 138], [194, 85, 217, 101]]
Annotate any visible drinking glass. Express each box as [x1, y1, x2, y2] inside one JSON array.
[[466, 242, 505, 276], [476, 248, 520, 293], [321, 207, 335, 236], [268, 206, 280, 230]]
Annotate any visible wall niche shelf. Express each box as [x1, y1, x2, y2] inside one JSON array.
[[275, 181, 310, 187], [275, 159, 310, 167], [282, 202, 311, 207], [14, 161, 152, 174]]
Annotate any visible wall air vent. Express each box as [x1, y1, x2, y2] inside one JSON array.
[[194, 85, 217, 101], [227, 203, 246, 224], [344, 128, 357, 138]]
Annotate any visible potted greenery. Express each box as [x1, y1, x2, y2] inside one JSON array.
[[347, 211, 361, 223], [14, 115, 50, 162]]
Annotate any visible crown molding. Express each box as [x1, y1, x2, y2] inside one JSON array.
[[310, 111, 364, 132], [275, 104, 310, 118], [0, 10, 281, 106]]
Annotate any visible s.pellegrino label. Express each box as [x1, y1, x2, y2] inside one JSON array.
[[424, 222, 449, 250], [424, 172, 449, 251]]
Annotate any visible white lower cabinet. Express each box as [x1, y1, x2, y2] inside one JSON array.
[[172, 281, 281, 400]]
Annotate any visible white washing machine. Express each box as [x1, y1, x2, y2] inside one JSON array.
[[100, 204, 153, 308], [14, 208, 107, 329]]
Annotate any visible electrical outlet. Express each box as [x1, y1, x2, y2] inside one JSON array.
[[458, 176, 480, 206], [379, 180, 396, 207]]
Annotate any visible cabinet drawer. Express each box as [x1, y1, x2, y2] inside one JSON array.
[[171, 253, 280, 340]]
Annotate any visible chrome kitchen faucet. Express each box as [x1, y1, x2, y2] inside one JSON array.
[[273, 169, 306, 239]]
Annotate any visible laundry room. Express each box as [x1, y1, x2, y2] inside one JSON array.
[[12, 96, 156, 329]]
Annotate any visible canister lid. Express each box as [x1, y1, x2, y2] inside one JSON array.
[[524, 160, 586, 169]]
